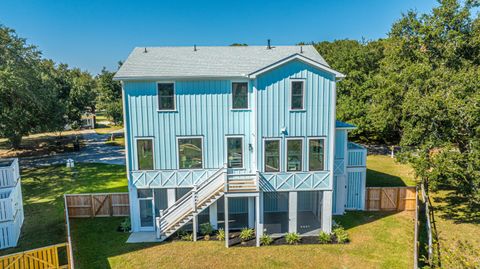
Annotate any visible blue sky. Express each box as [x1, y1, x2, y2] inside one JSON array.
[[0, 0, 439, 74]]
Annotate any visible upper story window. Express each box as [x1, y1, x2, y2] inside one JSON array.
[[290, 80, 305, 110], [286, 139, 303, 171], [227, 137, 243, 168], [158, 82, 175, 111], [308, 139, 325, 171], [178, 137, 203, 169], [232, 82, 248, 109], [136, 138, 154, 170], [264, 139, 280, 172]]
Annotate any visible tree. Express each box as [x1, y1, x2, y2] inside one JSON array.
[[95, 67, 123, 125]]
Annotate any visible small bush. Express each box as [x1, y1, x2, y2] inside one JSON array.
[[200, 222, 213, 236], [260, 234, 273, 246], [333, 227, 349, 243], [318, 231, 332, 244], [285, 232, 301, 245], [180, 233, 193, 241], [239, 228, 255, 242], [217, 228, 225, 241], [120, 218, 131, 232]]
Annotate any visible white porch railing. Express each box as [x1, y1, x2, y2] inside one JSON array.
[[0, 158, 20, 188]]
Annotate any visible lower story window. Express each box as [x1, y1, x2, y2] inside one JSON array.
[[287, 139, 303, 171], [264, 140, 280, 172], [138, 189, 153, 228], [178, 138, 203, 169], [227, 137, 243, 168], [136, 138, 154, 170], [309, 139, 325, 171]]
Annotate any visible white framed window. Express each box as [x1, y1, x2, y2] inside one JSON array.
[[157, 82, 176, 111], [290, 79, 305, 110], [231, 82, 249, 109], [307, 137, 326, 171], [177, 136, 203, 169], [264, 138, 281, 172], [286, 138, 304, 172], [226, 136, 244, 168], [135, 137, 154, 170], [137, 189, 154, 228]]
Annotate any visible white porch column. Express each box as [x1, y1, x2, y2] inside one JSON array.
[[167, 189, 176, 207], [193, 215, 198, 242], [255, 195, 261, 247], [209, 201, 218, 229], [321, 190, 333, 233], [224, 196, 229, 248], [288, 191, 298, 233], [248, 197, 255, 228], [259, 192, 264, 234]]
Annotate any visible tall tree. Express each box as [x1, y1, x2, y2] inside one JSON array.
[[95, 67, 123, 125]]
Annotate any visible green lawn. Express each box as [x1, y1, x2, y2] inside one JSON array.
[[0, 164, 128, 255], [71, 211, 413, 269], [366, 155, 417, 187], [106, 137, 125, 147]]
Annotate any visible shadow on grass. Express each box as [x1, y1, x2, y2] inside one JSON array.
[[366, 168, 407, 187], [334, 210, 399, 230], [432, 192, 480, 224]]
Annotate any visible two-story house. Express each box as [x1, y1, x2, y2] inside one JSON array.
[[114, 44, 367, 247]]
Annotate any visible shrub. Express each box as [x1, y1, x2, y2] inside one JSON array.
[[318, 231, 332, 244], [260, 234, 273, 246], [239, 228, 254, 242], [180, 233, 193, 241], [333, 227, 349, 243], [200, 222, 213, 240], [217, 228, 225, 241], [120, 218, 131, 232], [285, 232, 301, 245]]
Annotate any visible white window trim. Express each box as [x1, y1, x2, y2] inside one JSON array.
[[263, 138, 282, 173], [307, 137, 327, 172], [137, 188, 155, 230], [176, 136, 205, 170], [134, 137, 155, 171], [231, 81, 251, 111], [225, 135, 245, 169], [157, 81, 177, 112], [289, 78, 306, 111], [285, 137, 305, 172]]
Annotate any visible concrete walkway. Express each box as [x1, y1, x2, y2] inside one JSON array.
[[20, 129, 125, 168]]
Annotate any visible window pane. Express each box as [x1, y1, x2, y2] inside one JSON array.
[[158, 83, 175, 110], [309, 139, 324, 171], [137, 189, 153, 198], [264, 140, 280, 172], [137, 139, 153, 170], [232, 82, 248, 109], [227, 137, 243, 168], [287, 139, 303, 171], [291, 81, 304, 109], [178, 138, 203, 169], [139, 199, 153, 227]]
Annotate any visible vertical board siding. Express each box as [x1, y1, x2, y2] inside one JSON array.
[[124, 80, 253, 178], [346, 170, 366, 210], [335, 130, 346, 160]]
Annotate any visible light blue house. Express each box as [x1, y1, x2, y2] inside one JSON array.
[[114, 44, 366, 247]]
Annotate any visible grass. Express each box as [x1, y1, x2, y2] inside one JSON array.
[[0, 163, 128, 256], [106, 137, 125, 147], [366, 155, 417, 187], [71, 211, 414, 269], [430, 191, 480, 267]]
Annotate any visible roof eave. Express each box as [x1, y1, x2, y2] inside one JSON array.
[[113, 75, 250, 81]]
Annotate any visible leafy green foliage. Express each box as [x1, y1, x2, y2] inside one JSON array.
[[200, 222, 213, 236], [120, 218, 131, 232], [216, 228, 225, 241], [239, 228, 254, 242], [260, 234, 273, 246], [318, 231, 332, 244], [285, 232, 301, 245], [95, 67, 123, 125], [333, 227, 350, 243], [180, 233, 193, 241]]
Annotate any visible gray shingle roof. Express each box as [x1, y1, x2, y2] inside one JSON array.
[[114, 45, 330, 80]]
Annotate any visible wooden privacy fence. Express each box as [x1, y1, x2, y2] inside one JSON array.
[[0, 243, 71, 269], [365, 187, 416, 211], [65, 193, 129, 218]]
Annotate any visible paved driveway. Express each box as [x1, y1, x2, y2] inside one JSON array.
[[20, 130, 125, 168]]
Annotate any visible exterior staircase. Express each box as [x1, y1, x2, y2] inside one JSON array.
[[155, 166, 259, 241]]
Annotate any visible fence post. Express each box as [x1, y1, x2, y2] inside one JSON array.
[[413, 186, 419, 269], [64, 194, 75, 269]]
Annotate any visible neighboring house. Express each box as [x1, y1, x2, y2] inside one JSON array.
[[114, 45, 367, 247]]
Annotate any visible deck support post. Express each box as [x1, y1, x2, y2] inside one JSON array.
[[288, 191, 298, 233], [248, 197, 255, 228], [224, 196, 229, 248], [193, 214, 198, 242], [255, 194, 261, 247], [209, 201, 218, 229], [167, 189, 176, 207], [321, 190, 333, 233]]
